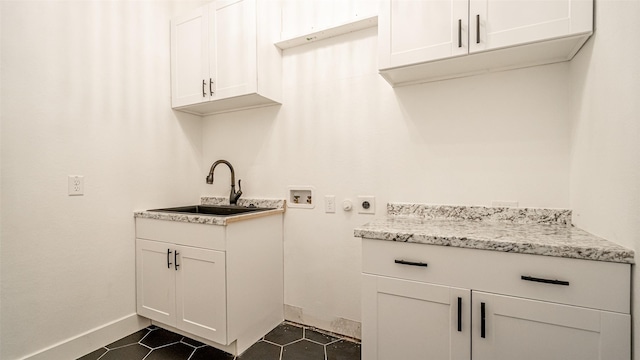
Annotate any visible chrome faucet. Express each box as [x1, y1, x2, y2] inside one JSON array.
[[206, 160, 242, 205]]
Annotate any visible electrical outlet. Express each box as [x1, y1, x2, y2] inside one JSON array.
[[68, 175, 84, 196], [358, 196, 375, 214], [325, 195, 336, 213]]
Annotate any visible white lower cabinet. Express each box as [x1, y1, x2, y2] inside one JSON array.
[[136, 239, 227, 343], [362, 275, 470, 360], [361, 239, 631, 360], [135, 214, 284, 355], [472, 292, 630, 360]]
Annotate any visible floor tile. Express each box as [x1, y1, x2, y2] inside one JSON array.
[[77, 322, 362, 360], [237, 340, 282, 360], [305, 328, 339, 345], [190, 346, 236, 360], [98, 343, 150, 360], [141, 328, 183, 348], [264, 323, 303, 345], [281, 339, 325, 360], [106, 328, 149, 349], [182, 337, 205, 348], [145, 342, 194, 360], [76, 347, 107, 360], [326, 340, 361, 360]]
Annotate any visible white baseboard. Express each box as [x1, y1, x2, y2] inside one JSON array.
[[284, 304, 361, 340], [22, 314, 150, 360]]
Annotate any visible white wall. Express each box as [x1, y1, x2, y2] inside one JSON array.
[[0, 1, 205, 359], [202, 21, 573, 334], [569, 0, 640, 357]]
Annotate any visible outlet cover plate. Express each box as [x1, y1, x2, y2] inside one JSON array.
[[68, 175, 84, 196], [357, 196, 375, 214]]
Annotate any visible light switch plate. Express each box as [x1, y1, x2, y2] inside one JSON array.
[[325, 195, 336, 213]]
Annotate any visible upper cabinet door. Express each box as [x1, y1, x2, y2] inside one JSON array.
[[379, 0, 469, 69], [209, 0, 257, 100], [171, 6, 210, 108], [469, 0, 593, 53]]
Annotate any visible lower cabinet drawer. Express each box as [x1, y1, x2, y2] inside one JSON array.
[[362, 239, 630, 313]]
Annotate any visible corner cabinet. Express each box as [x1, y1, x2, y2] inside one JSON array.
[[378, 0, 593, 86], [135, 214, 284, 355], [362, 239, 631, 360], [170, 0, 282, 115]]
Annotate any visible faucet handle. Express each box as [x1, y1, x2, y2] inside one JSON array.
[[235, 179, 243, 200]]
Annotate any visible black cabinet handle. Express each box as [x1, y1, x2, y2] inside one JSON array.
[[476, 15, 480, 44], [458, 19, 462, 48], [202, 80, 206, 97], [521, 275, 569, 286], [209, 78, 214, 96], [394, 259, 428, 267], [174, 251, 180, 271], [480, 302, 486, 338], [167, 249, 173, 269], [457, 297, 462, 332]]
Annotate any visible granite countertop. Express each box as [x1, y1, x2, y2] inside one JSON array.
[[134, 197, 285, 226], [354, 203, 634, 264]]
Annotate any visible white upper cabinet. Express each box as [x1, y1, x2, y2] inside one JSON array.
[[469, 0, 593, 53], [209, 0, 256, 101], [379, 0, 468, 69], [171, 0, 282, 115], [171, 7, 209, 108], [379, 0, 593, 86]]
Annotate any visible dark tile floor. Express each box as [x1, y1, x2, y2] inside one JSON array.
[[78, 322, 360, 360]]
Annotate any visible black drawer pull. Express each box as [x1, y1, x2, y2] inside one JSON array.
[[394, 259, 428, 267], [167, 249, 173, 269], [480, 302, 486, 338], [457, 19, 462, 48], [457, 297, 462, 332], [476, 14, 480, 44], [521, 276, 569, 286]]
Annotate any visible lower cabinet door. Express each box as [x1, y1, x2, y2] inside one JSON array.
[[472, 291, 631, 360], [362, 274, 471, 360], [175, 245, 227, 344], [136, 239, 176, 325]]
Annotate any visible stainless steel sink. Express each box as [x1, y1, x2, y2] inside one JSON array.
[[148, 205, 273, 216]]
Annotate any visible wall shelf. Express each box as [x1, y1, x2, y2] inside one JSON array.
[[275, 15, 378, 50]]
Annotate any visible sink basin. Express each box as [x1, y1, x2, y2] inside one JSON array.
[[148, 205, 274, 216]]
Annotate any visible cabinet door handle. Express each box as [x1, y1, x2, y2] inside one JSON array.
[[457, 297, 462, 332], [202, 80, 206, 97], [210, 78, 214, 96], [521, 275, 569, 286], [458, 19, 462, 48], [394, 259, 428, 267], [167, 249, 173, 269], [476, 15, 480, 44], [174, 251, 180, 271], [480, 302, 486, 338]]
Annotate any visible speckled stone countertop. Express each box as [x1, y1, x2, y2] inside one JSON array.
[[355, 203, 634, 264], [134, 197, 285, 226]]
